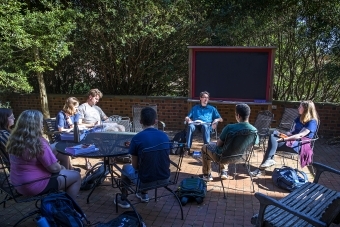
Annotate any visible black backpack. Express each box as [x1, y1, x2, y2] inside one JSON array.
[[40, 192, 88, 227], [272, 166, 308, 192], [80, 162, 109, 190], [96, 211, 146, 227], [170, 130, 186, 155], [176, 177, 207, 205]]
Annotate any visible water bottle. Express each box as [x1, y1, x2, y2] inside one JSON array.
[[74, 121, 80, 143], [35, 216, 50, 227]]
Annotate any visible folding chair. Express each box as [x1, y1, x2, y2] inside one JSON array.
[[0, 155, 66, 226], [276, 107, 299, 133], [253, 110, 274, 151], [132, 104, 165, 132], [207, 129, 257, 198], [115, 142, 185, 220]]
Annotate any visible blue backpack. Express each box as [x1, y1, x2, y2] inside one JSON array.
[[41, 192, 88, 227], [176, 177, 207, 205], [272, 166, 308, 192]]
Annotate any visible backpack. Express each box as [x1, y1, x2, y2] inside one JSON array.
[[176, 177, 207, 205], [272, 166, 308, 192], [170, 130, 186, 155], [96, 211, 146, 227], [40, 192, 88, 227], [80, 162, 109, 191]]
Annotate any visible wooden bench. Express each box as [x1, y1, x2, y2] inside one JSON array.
[[251, 162, 340, 227]]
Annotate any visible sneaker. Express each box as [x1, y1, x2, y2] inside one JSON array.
[[260, 159, 276, 169], [250, 169, 263, 177], [220, 170, 228, 179], [114, 195, 130, 209], [136, 192, 149, 203], [202, 174, 213, 181]]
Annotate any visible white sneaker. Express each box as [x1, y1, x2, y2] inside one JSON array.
[[220, 170, 228, 179], [250, 169, 263, 177], [136, 192, 149, 203], [202, 174, 213, 181], [260, 159, 276, 169]]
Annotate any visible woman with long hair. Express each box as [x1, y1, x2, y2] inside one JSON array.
[[7, 110, 81, 199], [55, 97, 90, 171], [0, 108, 15, 163], [56, 97, 80, 132], [250, 100, 319, 176]]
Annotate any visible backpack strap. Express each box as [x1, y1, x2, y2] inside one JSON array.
[[294, 168, 308, 183]]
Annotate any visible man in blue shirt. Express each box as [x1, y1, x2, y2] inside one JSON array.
[[185, 91, 223, 151], [114, 107, 170, 209]]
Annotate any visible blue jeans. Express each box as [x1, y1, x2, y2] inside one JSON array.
[[186, 124, 211, 148]]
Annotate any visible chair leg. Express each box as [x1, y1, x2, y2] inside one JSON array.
[[245, 161, 255, 193], [164, 186, 183, 220], [13, 209, 40, 227], [220, 177, 226, 199], [154, 188, 158, 202]]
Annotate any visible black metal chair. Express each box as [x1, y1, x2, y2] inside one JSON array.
[[0, 155, 66, 226], [207, 129, 258, 198], [253, 110, 274, 151], [115, 142, 185, 221], [276, 107, 299, 133], [43, 118, 60, 143]]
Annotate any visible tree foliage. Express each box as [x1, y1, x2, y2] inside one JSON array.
[[1, 0, 340, 102]]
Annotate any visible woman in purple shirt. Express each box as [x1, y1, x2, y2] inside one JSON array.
[[7, 110, 81, 199], [250, 100, 319, 177]]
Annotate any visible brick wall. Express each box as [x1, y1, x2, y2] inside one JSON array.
[[5, 94, 340, 138]]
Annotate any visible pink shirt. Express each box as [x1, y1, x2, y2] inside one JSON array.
[[9, 138, 57, 196]]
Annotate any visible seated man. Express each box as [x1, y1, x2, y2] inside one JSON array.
[[78, 88, 125, 169], [185, 91, 223, 151], [78, 88, 125, 132], [114, 107, 170, 209], [201, 103, 258, 181]]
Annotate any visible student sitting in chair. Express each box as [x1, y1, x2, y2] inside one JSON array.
[[250, 100, 319, 177], [184, 91, 223, 152], [114, 107, 170, 209], [201, 103, 257, 181]]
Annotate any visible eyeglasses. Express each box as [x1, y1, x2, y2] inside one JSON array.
[[200, 96, 209, 99], [8, 115, 15, 119]]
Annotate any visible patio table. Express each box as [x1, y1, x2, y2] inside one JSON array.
[[55, 131, 136, 203]]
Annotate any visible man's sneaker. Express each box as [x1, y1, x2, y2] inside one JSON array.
[[220, 170, 228, 179], [136, 192, 149, 203], [114, 195, 130, 209], [250, 169, 263, 177], [202, 174, 213, 181], [259, 159, 276, 169]]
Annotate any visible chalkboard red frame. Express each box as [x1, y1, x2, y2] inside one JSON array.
[[188, 46, 276, 103]]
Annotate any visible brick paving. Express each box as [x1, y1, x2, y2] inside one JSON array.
[[1, 134, 340, 227]]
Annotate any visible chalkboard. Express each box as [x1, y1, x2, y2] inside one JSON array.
[[189, 47, 275, 103]]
